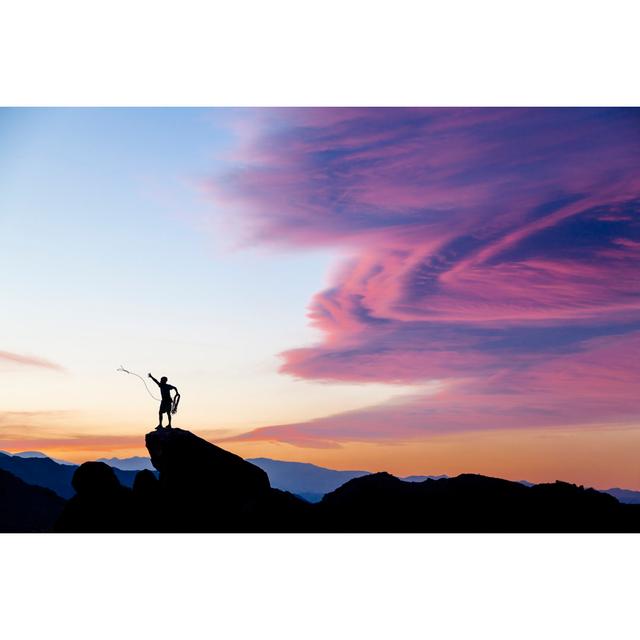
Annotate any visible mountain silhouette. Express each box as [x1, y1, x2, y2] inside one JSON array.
[[401, 474, 448, 482], [247, 457, 369, 502], [20, 449, 636, 505], [50, 427, 640, 533], [0, 468, 65, 532], [1, 450, 74, 465], [316, 472, 638, 532], [0, 451, 141, 499], [601, 487, 640, 504], [97, 456, 155, 471]]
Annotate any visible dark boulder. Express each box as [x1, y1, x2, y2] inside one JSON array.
[[144, 427, 304, 531], [55, 462, 135, 532], [146, 427, 269, 496], [72, 461, 122, 496]]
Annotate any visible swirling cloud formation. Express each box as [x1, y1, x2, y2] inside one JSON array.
[[209, 108, 640, 446]]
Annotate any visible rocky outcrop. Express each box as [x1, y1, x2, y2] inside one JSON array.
[[145, 427, 309, 531], [56, 427, 310, 532], [146, 427, 269, 500]]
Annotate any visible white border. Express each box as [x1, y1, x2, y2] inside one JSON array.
[[1, 534, 638, 640], [1, 1, 638, 638], [1, 0, 638, 105]]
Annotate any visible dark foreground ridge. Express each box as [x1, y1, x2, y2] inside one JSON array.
[[45, 427, 640, 532], [0, 468, 65, 532]]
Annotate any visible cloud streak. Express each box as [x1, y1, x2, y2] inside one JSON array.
[[209, 108, 640, 446], [0, 350, 64, 371]]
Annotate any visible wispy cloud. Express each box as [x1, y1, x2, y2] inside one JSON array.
[[208, 108, 640, 446], [0, 350, 65, 371]]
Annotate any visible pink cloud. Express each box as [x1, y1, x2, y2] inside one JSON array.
[[207, 108, 640, 445], [223, 331, 640, 447], [0, 350, 64, 371]]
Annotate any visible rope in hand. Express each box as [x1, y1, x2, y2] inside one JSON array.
[[116, 365, 161, 401], [171, 392, 181, 415]]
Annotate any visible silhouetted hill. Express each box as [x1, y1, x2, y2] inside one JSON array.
[[0, 452, 140, 499], [316, 472, 639, 532], [0, 468, 66, 532], [0, 452, 77, 499], [246, 459, 450, 501], [1, 450, 74, 465]]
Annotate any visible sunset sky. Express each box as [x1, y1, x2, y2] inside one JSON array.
[[2, 107, 639, 489]]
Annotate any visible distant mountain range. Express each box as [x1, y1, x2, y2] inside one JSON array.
[[402, 474, 448, 483], [246, 457, 369, 502], [602, 487, 640, 505], [97, 456, 155, 471], [0, 451, 140, 499], [0, 449, 74, 465], [247, 459, 450, 502]]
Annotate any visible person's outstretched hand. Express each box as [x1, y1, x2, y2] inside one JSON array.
[[148, 373, 152, 378]]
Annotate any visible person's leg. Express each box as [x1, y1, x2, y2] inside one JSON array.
[[158, 409, 163, 428], [167, 407, 172, 428]]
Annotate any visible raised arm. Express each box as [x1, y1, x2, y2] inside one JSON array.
[[148, 373, 160, 386]]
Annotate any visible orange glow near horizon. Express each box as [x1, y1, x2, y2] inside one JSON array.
[[3, 419, 640, 491], [222, 424, 640, 490]]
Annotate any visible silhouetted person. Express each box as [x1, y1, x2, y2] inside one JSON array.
[[148, 373, 179, 429]]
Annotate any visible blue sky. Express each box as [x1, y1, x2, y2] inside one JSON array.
[[0, 108, 411, 457]]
